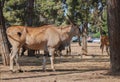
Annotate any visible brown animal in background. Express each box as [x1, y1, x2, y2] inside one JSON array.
[[6, 21, 81, 72], [100, 35, 110, 55], [56, 25, 81, 56]]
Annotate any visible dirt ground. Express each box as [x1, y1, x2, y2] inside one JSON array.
[[0, 43, 120, 82]]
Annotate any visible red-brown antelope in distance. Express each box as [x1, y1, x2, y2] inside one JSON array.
[[100, 35, 110, 55], [6, 16, 81, 72]]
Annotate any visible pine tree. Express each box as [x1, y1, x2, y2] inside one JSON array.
[[107, 0, 120, 73], [0, 0, 10, 65]]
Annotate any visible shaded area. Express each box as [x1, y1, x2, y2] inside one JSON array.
[[8, 55, 110, 66], [0, 43, 112, 82], [1, 68, 108, 80]]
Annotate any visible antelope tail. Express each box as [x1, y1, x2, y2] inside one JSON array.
[[7, 27, 27, 43]]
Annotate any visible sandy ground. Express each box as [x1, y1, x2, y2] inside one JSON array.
[[0, 43, 120, 82]]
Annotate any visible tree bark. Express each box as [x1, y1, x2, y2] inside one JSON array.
[[0, 0, 10, 65], [107, 0, 120, 73], [81, 22, 88, 55], [82, 34, 87, 55], [26, 0, 34, 26], [26, 0, 35, 56]]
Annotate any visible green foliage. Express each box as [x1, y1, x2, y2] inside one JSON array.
[[3, 0, 26, 25], [88, 0, 108, 36], [3, 0, 64, 26], [66, 0, 92, 25], [33, 0, 64, 25], [3, 0, 107, 34], [92, 32, 100, 38]]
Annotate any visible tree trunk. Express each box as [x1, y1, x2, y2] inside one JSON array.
[[26, 0, 35, 56], [107, 0, 120, 73], [26, 0, 34, 26], [0, 1, 10, 65], [82, 34, 87, 55], [81, 22, 88, 55]]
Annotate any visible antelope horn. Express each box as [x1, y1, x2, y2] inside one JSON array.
[[66, 14, 75, 25]]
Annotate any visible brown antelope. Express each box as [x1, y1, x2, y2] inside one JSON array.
[[20, 25, 81, 57], [6, 19, 81, 72], [100, 35, 110, 55]]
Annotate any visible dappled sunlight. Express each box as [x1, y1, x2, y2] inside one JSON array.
[[0, 43, 112, 82]]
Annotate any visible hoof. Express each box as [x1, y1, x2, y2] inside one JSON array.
[[10, 70, 16, 73], [52, 69, 56, 72], [18, 69, 23, 73], [42, 70, 46, 72], [10, 69, 23, 73], [42, 69, 46, 72]]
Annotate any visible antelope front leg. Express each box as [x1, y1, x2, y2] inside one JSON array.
[[102, 46, 104, 55], [49, 48, 55, 71], [42, 56, 46, 71], [106, 46, 110, 55], [66, 46, 71, 55]]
